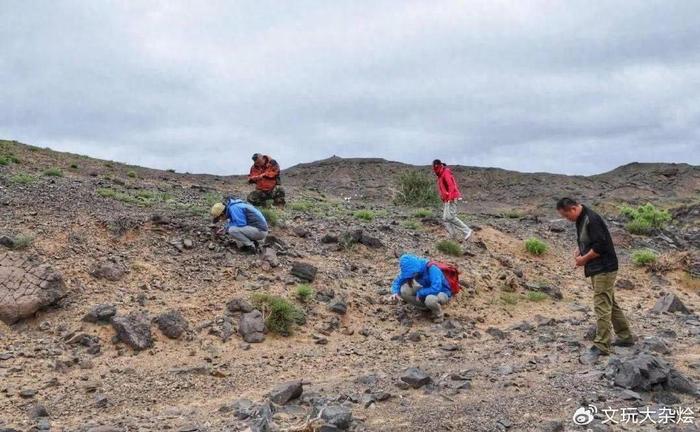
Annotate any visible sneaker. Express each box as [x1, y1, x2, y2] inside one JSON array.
[[464, 229, 473, 241], [612, 337, 636, 347], [579, 346, 608, 365], [240, 245, 257, 255]]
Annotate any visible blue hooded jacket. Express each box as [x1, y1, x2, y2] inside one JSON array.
[[224, 199, 269, 232], [391, 254, 452, 299]]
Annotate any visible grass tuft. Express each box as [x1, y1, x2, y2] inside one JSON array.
[[11, 234, 34, 250], [436, 239, 462, 256], [259, 207, 280, 227], [500, 292, 519, 305], [620, 203, 671, 235], [413, 208, 433, 218], [295, 284, 315, 303], [526, 291, 548, 302], [43, 168, 63, 177], [251, 293, 305, 336], [127, 170, 137, 178], [10, 173, 36, 184], [353, 210, 375, 221], [631, 249, 658, 267], [524, 238, 548, 256]]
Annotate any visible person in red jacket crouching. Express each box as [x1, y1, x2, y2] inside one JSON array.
[[432, 159, 472, 241], [247, 153, 286, 207]]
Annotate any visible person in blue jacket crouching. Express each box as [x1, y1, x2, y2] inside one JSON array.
[[389, 254, 452, 322], [211, 197, 268, 254]]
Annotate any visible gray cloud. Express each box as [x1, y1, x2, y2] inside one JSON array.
[[1, 0, 698, 175]]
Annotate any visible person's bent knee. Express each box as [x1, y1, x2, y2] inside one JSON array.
[[425, 295, 439, 309], [400, 285, 413, 298]]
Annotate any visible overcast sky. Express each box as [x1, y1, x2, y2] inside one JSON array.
[[1, 1, 699, 175]]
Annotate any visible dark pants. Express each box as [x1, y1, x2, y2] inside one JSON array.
[[247, 187, 286, 206]]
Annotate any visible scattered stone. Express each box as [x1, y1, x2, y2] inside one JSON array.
[[94, 393, 109, 408], [291, 262, 318, 282], [639, 336, 670, 354], [230, 398, 254, 419], [539, 420, 564, 432], [620, 389, 642, 400], [83, 304, 117, 324], [321, 234, 339, 244], [182, 239, 194, 249], [111, 313, 153, 351], [155, 310, 188, 339], [652, 293, 690, 314], [486, 327, 507, 339], [400, 368, 431, 389], [268, 380, 303, 405], [293, 227, 310, 238], [318, 404, 353, 430], [29, 403, 49, 418], [227, 298, 254, 313], [525, 282, 562, 300], [328, 297, 347, 315], [0, 235, 15, 248], [0, 253, 66, 325], [342, 230, 383, 249], [89, 260, 126, 282], [19, 388, 37, 398], [209, 316, 235, 342], [615, 278, 635, 290], [508, 321, 532, 332], [239, 310, 266, 343], [262, 248, 279, 267]]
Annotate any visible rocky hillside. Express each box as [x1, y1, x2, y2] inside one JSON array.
[[0, 140, 698, 432]]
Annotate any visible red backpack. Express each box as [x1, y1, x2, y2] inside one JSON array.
[[428, 261, 461, 295]]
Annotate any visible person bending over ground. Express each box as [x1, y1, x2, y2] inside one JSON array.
[[433, 159, 472, 241], [211, 197, 268, 254], [557, 197, 635, 365], [388, 254, 457, 322], [247, 153, 286, 207]]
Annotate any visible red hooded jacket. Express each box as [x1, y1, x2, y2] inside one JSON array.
[[249, 155, 281, 192], [433, 164, 461, 202]]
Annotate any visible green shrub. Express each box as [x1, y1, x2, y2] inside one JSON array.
[[353, 210, 376, 221], [436, 239, 462, 256], [295, 284, 314, 303], [289, 200, 314, 212], [127, 170, 137, 178], [526, 291, 548, 302], [70, 163, 79, 169], [394, 171, 441, 207], [0, 155, 19, 165], [413, 208, 433, 218], [11, 234, 34, 250], [500, 292, 519, 305], [621, 203, 671, 235], [260, 207, 279, 227], [10, 173, 36, 184], [631, 249, 658, 267], [251, 293, 305, 335], [0, 157, 8, 166], [525, 238, 548, 256], [43, 168, 63, 177], [402, 221, 421, 230]]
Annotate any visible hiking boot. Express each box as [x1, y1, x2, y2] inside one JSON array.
[[612, 336, 636, 347], [252, 241, 262, 254], [579, 346, 608, 365], [240, 245, 257, 255]]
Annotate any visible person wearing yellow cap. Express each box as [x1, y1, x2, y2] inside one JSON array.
[[211, 197, 269, 254]]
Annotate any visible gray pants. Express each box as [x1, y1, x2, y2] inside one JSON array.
[[443, 201, 472, 238], [228, 226, 267, 247], [400, 284, 449, 317]]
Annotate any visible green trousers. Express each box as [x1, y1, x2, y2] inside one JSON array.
[[591, 271, 632, 354]]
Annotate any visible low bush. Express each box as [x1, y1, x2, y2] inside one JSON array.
[[631, 249, 658, 267], [413, 208, 433, 218], [251, 293, 305, 335], [402, 221, 421, 230], [127, 170, 137, 178], [394, 171, 441, 207], [260, 207, 280, 227], [526, 291, 548, 302], [621, 203, 671, 235], [43, 168, 63, 177], [11, 234, 34, 250], [353, 210, 375, 221], [289, 200, 314, 212], [10, 173, 36, 184], [525, 238, 548, 256], [70, 163, 79, 169], [436, 239, 462, 256]]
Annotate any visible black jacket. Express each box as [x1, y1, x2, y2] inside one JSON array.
[[576, 206, 618, 277]]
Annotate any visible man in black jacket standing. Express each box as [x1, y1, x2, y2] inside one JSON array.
[[557, 198, 634, 364]]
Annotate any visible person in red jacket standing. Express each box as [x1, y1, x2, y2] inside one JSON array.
[[433, 159, 472, 240]]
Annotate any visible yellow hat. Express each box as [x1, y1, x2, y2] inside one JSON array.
[[211, 202, 225, 218]]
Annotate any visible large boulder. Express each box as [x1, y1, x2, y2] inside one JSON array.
[[268, 380, 303, 405], [111, 313, 153, 351], [606, 354, 698, 396], [0, 253, 66, 325], [652, 293, 690, 314], [239, 310, 265, 343], [400, 368, 431, 389]]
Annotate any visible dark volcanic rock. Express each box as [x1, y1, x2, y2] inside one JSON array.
[[268, 380, 303, 405], [606, 354, 699, 395], [328, 297, 347, 315], [227, 298, 254, 314], [111, 313, 153, 351], [652, 293, 690, 314], [400, 367, 431, 388], [155, 310, 188, 339], [524, 282, 563, 300], [83, 304, 117, 324], [318, 404, 353, 430], [239, 310, 266, 343], [291, 262, 318, 282], [321, 234, 339, 244], [0, 253, 66, 325]]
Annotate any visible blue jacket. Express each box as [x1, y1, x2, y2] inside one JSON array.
[[391, 254, 452, 299], [225, 199, 269, 232]]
